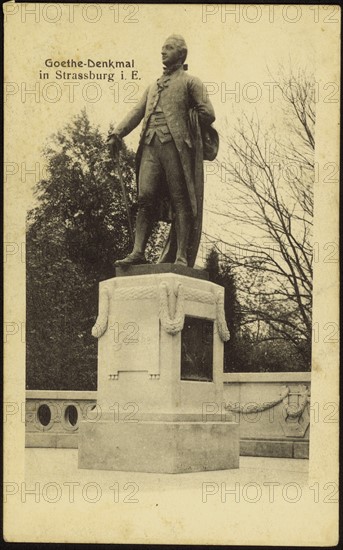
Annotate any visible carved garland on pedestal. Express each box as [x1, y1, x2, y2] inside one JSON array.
[[113, 286, 157, 301], [91, 286, 110, 338], [159, 282, 185, 335], [158, 283, 230, 342], [91, 281, 231, 342], [215, 290, 231, 342]]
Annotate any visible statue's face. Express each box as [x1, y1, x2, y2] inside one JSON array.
[[161, 39, 181, 67]]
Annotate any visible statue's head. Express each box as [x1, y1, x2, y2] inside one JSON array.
[[161, 35, 188, 67]]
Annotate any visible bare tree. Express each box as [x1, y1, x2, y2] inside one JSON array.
[[206, 67, 315, 364]]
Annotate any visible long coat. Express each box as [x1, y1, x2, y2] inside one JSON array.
[[114, 66, 215, 266]]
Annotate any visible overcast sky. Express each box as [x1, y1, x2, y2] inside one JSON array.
[[5, 3, 335, 260]]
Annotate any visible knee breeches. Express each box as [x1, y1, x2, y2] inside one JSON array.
[[138, 137, 191, 217]]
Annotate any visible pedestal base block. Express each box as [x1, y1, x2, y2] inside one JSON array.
[[78, 420, 239, 473]]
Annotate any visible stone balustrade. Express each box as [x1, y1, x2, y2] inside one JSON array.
[[222, 372, 311, 458], [26, 371, 311, 458], [25, 390, 97, 448]]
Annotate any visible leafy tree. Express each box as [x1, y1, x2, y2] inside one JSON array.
[[26, 110, 139, 389]]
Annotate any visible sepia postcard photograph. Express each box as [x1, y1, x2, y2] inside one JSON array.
[[3, 3, 339, 545]]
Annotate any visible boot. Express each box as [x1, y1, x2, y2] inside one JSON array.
[[115, 251, 147, 266], [115, 210, 152, 266], [174, 209, 191, 266]]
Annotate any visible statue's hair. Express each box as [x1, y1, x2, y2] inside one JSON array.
[[166, 34, 188, 63]]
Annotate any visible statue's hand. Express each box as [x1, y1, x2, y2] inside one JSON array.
[[107, 133, 123, 157]]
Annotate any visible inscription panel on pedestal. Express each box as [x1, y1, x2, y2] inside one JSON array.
[[105, 298, 160, 376], [181, 316, 213, 382]]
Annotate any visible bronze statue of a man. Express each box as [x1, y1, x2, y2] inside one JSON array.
[[108, 35, 217, 267]]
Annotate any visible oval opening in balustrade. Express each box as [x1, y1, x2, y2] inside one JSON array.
[[37, 404, 51, 426], [65, 405, 78, 427]]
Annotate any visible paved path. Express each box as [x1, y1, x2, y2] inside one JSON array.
[[25, 448, 309, 499], [8, 450, 330, 545]]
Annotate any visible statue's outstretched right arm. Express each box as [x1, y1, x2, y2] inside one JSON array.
[[111, 86, 149, 139]]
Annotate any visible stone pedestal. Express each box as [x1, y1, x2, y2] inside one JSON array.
[[78, 265, 239, 473]]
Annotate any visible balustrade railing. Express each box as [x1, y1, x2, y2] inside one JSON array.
[[26, 372, 311, 458]]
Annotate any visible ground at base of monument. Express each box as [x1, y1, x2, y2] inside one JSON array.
[[25, 448, 309, 487]]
